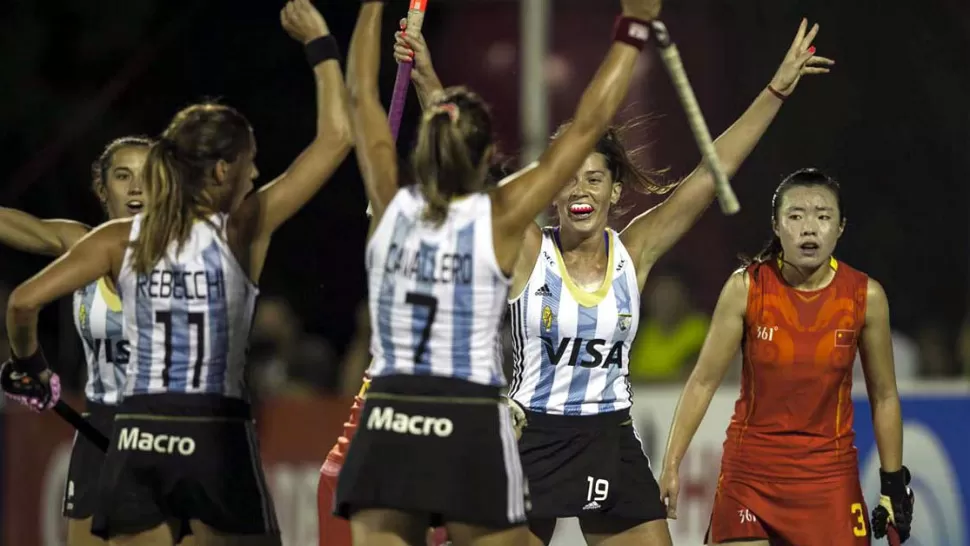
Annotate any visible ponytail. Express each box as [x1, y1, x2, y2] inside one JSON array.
[[129, 141, 196, 274], [413, 108, 477, 225], [411, 88, 494, 226], [739, 234, 782, 268]]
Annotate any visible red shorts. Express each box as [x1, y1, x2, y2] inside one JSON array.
[[706, 473, 870, 545]]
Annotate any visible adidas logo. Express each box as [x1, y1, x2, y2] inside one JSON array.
[[534, 284, 552, 296], [582, 500, 602, 511]]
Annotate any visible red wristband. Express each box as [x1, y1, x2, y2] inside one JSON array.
[[613, 16, 652, 50], [767, 85, 788, 101]]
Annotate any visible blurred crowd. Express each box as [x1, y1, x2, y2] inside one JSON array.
[[0, 266, 965, 409]]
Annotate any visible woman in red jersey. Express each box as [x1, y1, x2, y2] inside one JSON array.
[[659, 168, 914, 545]]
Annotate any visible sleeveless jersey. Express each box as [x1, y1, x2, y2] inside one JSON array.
[[118, 214, 259, 399], [366, 187, 509, 387], [508, 228, 640, 416], [721, 258, 868, 481], [73, 278, 128, 405]]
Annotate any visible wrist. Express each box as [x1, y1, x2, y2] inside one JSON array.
[[303, 30, 330, 45], [305, 35, 340, 67], [613, 15, 652, 51], [879, 466, 910, 496], [766, 83, 789, 101], [12, 346, 47, 375]]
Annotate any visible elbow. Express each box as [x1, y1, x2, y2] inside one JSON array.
[[7, 286, 40, 323]]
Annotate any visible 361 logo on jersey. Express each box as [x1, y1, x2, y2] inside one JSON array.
[[755, 325, 777, 341]]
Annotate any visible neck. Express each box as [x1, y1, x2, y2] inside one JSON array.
[[557, 225, 606, 257], [779, 259, 834, 290]]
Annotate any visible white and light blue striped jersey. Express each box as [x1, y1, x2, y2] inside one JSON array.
[[73, 278, 128, 405], [366, 187, 510, 387], [508, 227, 639, 415], [118, 214, 258, 399]]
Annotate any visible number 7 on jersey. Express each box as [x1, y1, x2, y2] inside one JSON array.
[[405, 292, 438, 363]]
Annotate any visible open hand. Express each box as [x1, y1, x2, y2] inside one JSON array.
[[769, 18, 835, 97]]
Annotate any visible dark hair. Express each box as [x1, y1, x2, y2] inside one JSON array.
[[91, 136, 154, 212], [743, 167, 844, 266], [551, 118, 674, 216], [411, 86, 494, 225], [131, 102, 252, 274]]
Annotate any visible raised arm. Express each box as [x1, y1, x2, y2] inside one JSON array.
[[658, 270, 747, 518], [620, 19, 833, 281], [490, 1, 660, 271], [0, 208, 90, 257], [242, 0, 352, 243], [7, 221, 129, 358], [347, 2, 399, 224]]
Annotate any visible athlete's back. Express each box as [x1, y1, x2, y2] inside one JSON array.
[[366, 186, 509, 386], [723, 258, 867, 480], [118, 213, 257, 399]]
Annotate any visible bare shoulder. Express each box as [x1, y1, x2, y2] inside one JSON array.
[[864, 276, 889, 322], [717, 267, 751, 316]]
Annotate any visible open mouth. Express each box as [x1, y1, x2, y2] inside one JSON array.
[[798, 241, 820, 255], [568, 203, 594, 220], [126, 200, 144, 213]]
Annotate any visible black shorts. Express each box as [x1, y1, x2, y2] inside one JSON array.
[[90, 394, 279, 542], [63, 401, 116, 519], [334, 374, 529, 530], [517, 408, 666, 522]]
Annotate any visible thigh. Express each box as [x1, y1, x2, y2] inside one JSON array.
[[179, 520, 281, 546], [582, 518, 672, 546], [107, 523, 176, 546], [68, 517, 108, 546], [445, 522, 534, 546], [350, 509, 428, 546]]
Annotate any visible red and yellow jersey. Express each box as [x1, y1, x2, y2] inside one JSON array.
[[721, 258, 868, 481]]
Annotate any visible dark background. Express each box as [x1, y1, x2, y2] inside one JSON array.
[[0, 0, 968, 384]]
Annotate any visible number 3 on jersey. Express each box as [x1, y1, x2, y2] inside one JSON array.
[[405, 292, 438, 363], [155, 311, 206, 388]]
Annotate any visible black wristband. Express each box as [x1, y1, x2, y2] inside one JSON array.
[[12, 347, 48, 375], [879, 466, 910, 496], [305, 35, 340, 67], [613, 16, 652, 51]]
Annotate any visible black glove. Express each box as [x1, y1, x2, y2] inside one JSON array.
[[871, 466, 914, 543]]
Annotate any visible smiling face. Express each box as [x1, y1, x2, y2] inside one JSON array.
[[554, 152, 622, 238], [98, 145, 149, 219], [773, 184, 845, 270]]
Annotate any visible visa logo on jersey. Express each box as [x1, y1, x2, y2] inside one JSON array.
[[92, 338, 130, 364], [540, 336, 624, 368]]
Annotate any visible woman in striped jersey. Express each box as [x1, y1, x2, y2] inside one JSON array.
[[394, 15, 832, 546], [333, 0, 659, 544], [0, 136, 151, 546], [503, 19, 832, 545], [0, 1, 350, 544]]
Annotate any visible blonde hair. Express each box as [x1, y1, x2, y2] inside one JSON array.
[[130, 103, 251, 274], [410, 87, 493, 225]]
